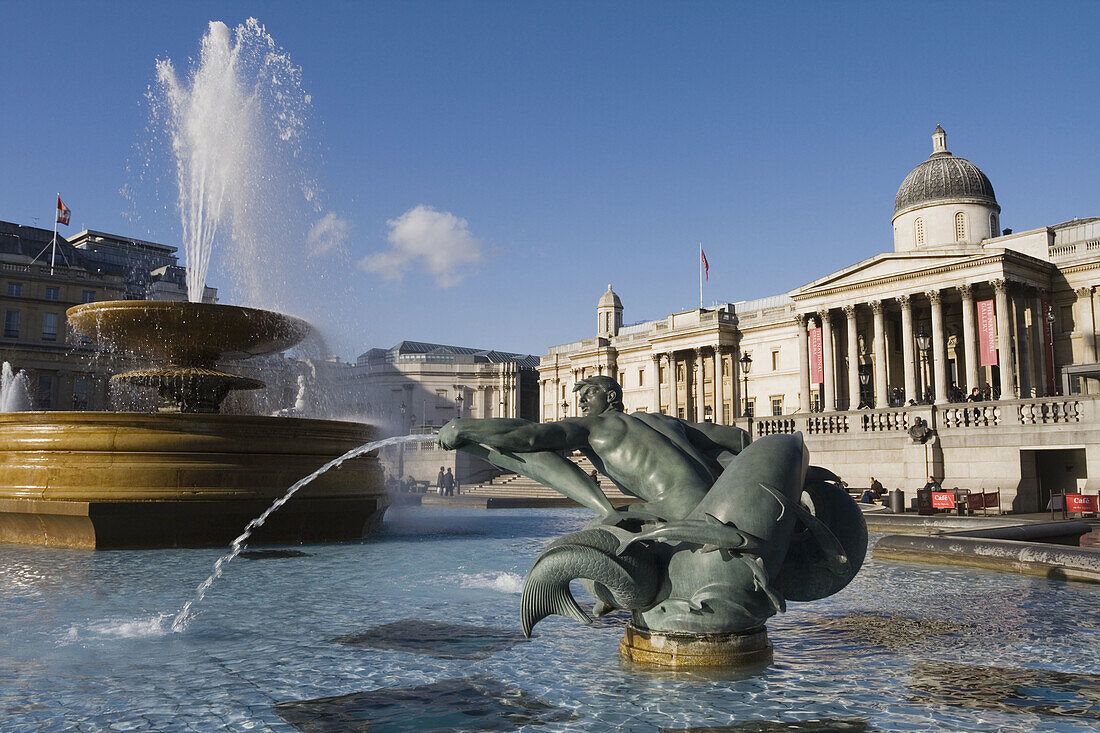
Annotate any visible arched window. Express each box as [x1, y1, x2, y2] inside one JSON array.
[[990, 213, 999, 238], [955, 212, 967, 242], [915, 217, 925, 246]]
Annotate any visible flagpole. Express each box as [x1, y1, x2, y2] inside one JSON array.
[[50, 193, 59, 276], [698, 242, 703, 309]]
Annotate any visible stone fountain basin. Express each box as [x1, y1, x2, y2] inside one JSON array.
[[66, 300, 311, 366], [0, 412, 385, 549]]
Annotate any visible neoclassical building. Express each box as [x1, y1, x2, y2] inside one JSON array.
[[539, 129, 1100, 511]]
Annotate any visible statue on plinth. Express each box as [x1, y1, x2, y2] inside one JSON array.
[[439, 376, 865, 667]]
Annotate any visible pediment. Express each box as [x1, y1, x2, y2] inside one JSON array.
[[793, 249, 999, 300]]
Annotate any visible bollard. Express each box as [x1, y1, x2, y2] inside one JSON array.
[[889, 489, 905, 513]]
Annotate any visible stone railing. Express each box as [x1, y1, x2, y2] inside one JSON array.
[[754, 396, 1093, 438]]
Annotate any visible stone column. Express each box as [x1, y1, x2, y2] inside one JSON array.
[[898, 294, 917, 403], [651, 354, 662, 413], [818, 310, 835, 411], [694, 348, 705, 422], [1013, 287, 1031, 398], [959, 283, 979, 396], [668, 353, 679, 417], [1033, 289, 1049, 396], [554, 378, 561, 419], [713, 347, 725, 423], [871, 300, 888, 407], [993, 279, 1017, 399], [1076, 286, 1096, 363], [844, 305, 859, 410], [796, 314, 811, 413], [928, 289, 948, 404]]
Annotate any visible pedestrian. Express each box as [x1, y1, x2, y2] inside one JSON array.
[[923, 475, 941, 491], [967, 388, 981, 402], [436, 466, 445, 496], [869, 476, 884, 497], [443, 467, 455, 496]]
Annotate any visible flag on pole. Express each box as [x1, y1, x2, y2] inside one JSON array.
[[56, 195, 71, 226], [700, 248, 709, 280]]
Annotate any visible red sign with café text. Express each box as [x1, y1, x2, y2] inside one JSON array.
[[1066, 494, 1099, 512], [931, 492, 956, 509], [977, 299, 997, 367], [809, 327, 823, 384]]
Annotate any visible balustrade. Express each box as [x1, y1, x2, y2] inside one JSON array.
[[860, 409, 911, 433], [806, 414, 849, 435]]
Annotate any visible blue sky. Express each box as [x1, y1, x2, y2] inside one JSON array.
[[2, 1, 1098, 359]]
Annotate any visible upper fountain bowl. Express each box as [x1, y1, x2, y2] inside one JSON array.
[[67, 301, 311, 366]]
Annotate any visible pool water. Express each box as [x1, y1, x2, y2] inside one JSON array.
[[2, 506, 1098, 732]]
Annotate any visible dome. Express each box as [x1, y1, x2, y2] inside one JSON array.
[[598, 284, 622, 309], [893, 126, 998, 218]]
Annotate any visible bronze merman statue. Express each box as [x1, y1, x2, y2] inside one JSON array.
[[439, 375, 866, 666]]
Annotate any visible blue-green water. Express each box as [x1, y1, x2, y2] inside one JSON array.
[[2, 506, 1098, 731]]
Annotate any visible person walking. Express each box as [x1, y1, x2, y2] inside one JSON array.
[[436, 466, 446, 496], [443, 467, 456, 496]]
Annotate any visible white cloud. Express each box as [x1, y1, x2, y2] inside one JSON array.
[[307, 212, 350, 256], [359, 204, 482, 288]]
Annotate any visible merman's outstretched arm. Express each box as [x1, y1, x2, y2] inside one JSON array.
[[438, 418, 615, 516]]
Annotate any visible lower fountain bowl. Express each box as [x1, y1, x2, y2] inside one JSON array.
[[619, 624, 773, 668], [0, 412, 386, 549]]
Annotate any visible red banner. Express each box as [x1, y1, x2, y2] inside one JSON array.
[[983, 491, 999, 508], [1066, 494, 1099, 512], [977, 299, 997, 367], [1042, 299, 1055, 394], [966, 493, 984, 510], [931, 491, 956, 509], [808, 327, 823, 384]]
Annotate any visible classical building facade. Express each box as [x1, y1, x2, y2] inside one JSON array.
[[0, 220, 217, 410], [539, 129, 1100, 511], [332, 340, 541, 485]]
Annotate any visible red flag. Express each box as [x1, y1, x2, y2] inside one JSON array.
[[701, 248, 709, 280], [56, 195, 71, 226]]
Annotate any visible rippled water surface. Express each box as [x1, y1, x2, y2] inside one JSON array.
[[2, 506, 1098, 732]]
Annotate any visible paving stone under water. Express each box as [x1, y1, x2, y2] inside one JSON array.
[[239, 549, 311, 560], [808, 611, 968, 651], [908, 661, 1100, 720], [662, 720, 870, 732], [333, 619, 527, 660], [274, 674, 579, 732]]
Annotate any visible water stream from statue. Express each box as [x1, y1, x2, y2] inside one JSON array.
[[171, 433, 436, 631]]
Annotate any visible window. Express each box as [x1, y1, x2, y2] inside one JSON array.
[[915, 217, 925, 246], [638, 368, 645, 387], [4, 310, 19, 338], [1061, 305, 1075, 333], [771, 349, 780, 371], [82, 290, 96, 303], [44, 287, 59, 301], [990, 213, 999, 238], [37, 375, 52, 409], [41, 313, 57, 341], [744, 399, 755, 418], [73, 376, 88, 409], [7, 283, 21, 296], [954, 212, 967, 242], [771, 397, 784, 416], [618, 371, 625, 386], [677, 407, 685, 419]]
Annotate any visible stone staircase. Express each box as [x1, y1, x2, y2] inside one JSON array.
[[460, 453, 637, 503]]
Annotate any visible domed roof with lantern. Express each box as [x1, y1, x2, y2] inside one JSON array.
[[598, 284, 622, 309], [893, 126, 999, 218]]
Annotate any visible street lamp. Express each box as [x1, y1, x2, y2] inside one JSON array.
[[561, 399, 569, 418], [398, 401, 407, 480], [915, 327, 931, 404], [739, 352, 752, 438], [858, 367, 870, 408], [454, 391, 463, 417]]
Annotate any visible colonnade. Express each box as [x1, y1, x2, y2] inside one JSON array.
[[794, 279, 1054, 409]]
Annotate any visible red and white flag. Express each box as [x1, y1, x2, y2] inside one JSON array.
[[700, 248, 709, 280], [56, 195, 71, 226]]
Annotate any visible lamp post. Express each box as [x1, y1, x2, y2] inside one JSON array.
[[739, 352, 752, 438], [561, 399, 569, 418], [1046, 306, 1057, 396], [455, 392, 463, 417], [398, 401, 407, 479], [858, 368, 870, 408], [915, 327, 931, 404]]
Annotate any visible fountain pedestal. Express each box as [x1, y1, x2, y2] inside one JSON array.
[[619, 625, 773, 668]]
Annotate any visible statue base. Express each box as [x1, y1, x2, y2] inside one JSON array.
[[619, 624, 772, 668]]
